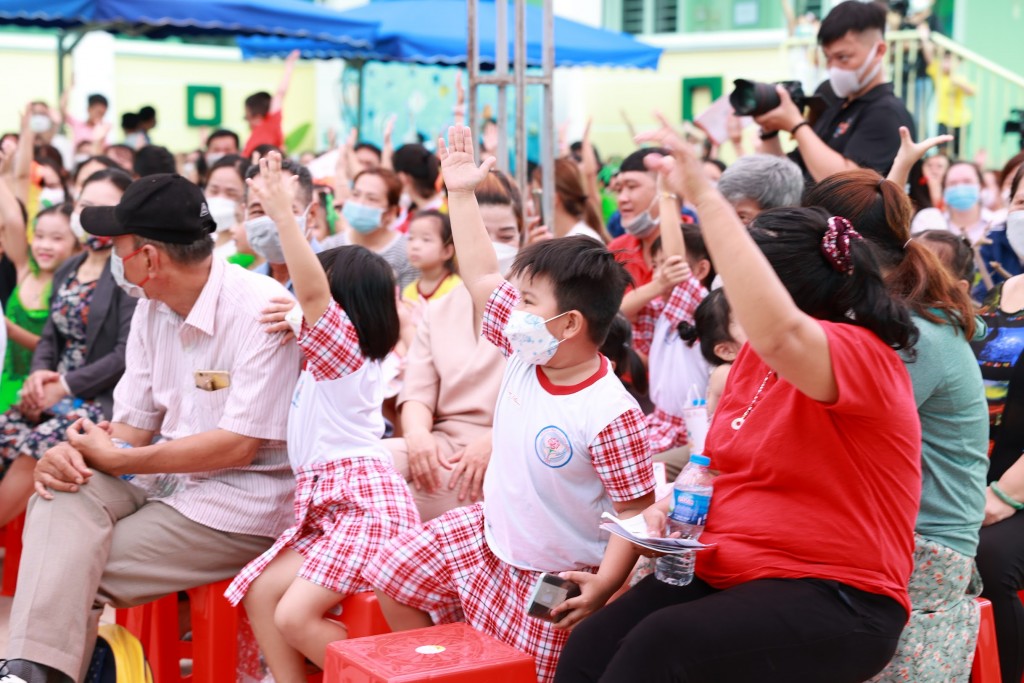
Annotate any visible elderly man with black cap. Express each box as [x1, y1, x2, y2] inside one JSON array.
[[2, 174, 301, 683]]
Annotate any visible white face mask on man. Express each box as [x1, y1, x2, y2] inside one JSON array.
[[244, 207, 310, 264], [829, 43, 882, 99]]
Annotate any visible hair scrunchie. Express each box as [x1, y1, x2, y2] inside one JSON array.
[[821, 216, 863, 276]]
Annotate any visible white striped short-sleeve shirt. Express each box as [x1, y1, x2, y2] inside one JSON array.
[[113, 257, 302, 538]]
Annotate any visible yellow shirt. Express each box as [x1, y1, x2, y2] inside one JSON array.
[[402, 273, 462, 305], [928, 62, 972, 128]]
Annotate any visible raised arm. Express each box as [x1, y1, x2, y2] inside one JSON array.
[[438, 125, 502, 315], [639, 122, 839, 403], [270, 49, 301, 115], [248, 152, 331, 325], [11, 106, 35, 205], [0, 164, 28, 272]]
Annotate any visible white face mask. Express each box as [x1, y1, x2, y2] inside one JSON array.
[[504, 310, 569, 366], [70, 211, 86, 241], [829, 43, 882, 99], [110, 250, 148, 299], [622, 196, 660, 239], [39, 187, 65, 208], [1006, 210, 1024, 261], [206, 196, 237, 233], [492, 241, 519, 276], [244, 209, 309, 263]]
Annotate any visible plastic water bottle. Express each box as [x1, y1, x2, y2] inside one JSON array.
[[655, 454, 713, 586]]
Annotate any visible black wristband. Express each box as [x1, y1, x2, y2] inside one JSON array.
[[790, 120, 810, 136], [759, 129, 779, 141]]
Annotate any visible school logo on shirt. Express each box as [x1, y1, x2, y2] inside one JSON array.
[[534, 425, 572, 468]]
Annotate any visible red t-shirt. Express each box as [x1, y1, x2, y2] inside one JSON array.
[[608, 233, 651, 291], [697, 321, 920, 615], [242, 110, 284, 159]]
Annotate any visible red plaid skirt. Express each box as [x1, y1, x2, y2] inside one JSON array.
[[226, 457, 420, 605], [646, 407, 688, 453], [364, 503, 597, 683]]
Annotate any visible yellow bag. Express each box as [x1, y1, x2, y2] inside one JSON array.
[[85, 624, 154, 683]]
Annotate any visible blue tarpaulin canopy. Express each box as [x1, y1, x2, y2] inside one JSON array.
[[0, 0, 379, 45], [236, 0, 661, 70]]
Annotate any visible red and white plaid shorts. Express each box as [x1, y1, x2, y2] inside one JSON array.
[[646, 407, 688, 454], [226, 457, 420, 605], [364, 503, 596, 683]]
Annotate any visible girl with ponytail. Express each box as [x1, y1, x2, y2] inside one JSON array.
[[557, 120, 922, 683], [803, 166, 989, 683]]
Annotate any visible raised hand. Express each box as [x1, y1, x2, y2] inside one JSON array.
[[246, 152, 298, 226], [636, 113, 715, 205], [437, 125, 496, 195], [886, 125, 953, 188]]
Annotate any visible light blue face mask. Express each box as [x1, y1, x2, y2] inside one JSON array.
[[944, 185, 980, 212], [342, 201, 385, 234]]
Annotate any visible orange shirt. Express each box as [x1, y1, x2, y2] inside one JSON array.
[[243, 110, 284, 159]]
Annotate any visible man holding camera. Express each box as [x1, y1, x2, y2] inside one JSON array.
[[756, 0, 914, 182]]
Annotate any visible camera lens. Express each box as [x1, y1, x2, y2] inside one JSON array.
[[729, 79, 782, 117]]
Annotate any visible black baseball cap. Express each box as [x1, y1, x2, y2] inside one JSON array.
[[80, 174, 216, 245]]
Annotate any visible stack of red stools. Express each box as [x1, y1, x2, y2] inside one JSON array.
[[1, 512, 26, 597], [324, 622, 536, 683], [118, 586, 390, 683]]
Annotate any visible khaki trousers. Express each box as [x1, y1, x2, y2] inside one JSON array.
[[5, 472, 273, 682]]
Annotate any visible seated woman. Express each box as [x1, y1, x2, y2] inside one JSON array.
[[0, 168, 137, 527], [555, 125, 921, 683], [384, 171, 521, 520], [970, 163, 1024, 683], [805, 166, 988, 683]]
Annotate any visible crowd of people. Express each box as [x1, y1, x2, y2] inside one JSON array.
[[0, 1, 1023, 682]]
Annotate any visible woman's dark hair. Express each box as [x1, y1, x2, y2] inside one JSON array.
[[554, 158, 607, 242], [80, 167, 133, 194], [678, 288, 735, 366], [1010, 163, 1024, 201], [206, 154, 251, 186], [749, 205, 917, 350], [600, 313, 648, 396], [475, 169, 524, 239], [914, 230, 975, 283], [72, 155, 119, 184], [942, 160, 984, 188], [649, 224, 716, 290], [411, 209, 455, 272], [318, 245, 400, 361], [906, 159, 932, 213], [804, 169, 975, 339], [392, 144, 440, 197]]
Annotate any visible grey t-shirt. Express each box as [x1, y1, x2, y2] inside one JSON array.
[[322, 232, 420, 289], [901, 314, 989, 557]]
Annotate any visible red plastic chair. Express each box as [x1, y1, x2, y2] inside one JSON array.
[[972, 597, 1001, 683], [118, 588, 390, 683], [1, 512, 26, 597]]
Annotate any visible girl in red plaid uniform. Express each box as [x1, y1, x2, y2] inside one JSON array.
[[365, 127, 655, 683], [226, 152, 419, 682]]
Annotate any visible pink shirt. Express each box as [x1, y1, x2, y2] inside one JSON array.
[[113, 257, 302, 538]]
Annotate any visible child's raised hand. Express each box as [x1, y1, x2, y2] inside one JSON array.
[[246, 152, 298, 226], [438, 125, 496, 195], [636, 112, 715, 206]]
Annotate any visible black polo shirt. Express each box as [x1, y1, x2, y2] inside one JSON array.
[[789, 82, 915, 180]]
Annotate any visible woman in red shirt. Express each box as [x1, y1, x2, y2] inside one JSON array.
[[555, 129, 921, 681]]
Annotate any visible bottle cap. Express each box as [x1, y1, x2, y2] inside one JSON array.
[[689, 454, 711, 466]]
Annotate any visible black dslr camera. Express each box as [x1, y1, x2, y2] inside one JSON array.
[[729, 79, 810, 117]]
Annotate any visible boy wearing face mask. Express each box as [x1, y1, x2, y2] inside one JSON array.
[[756, 0, 914, 183], [243, 159, 324, 292], [367, 126, 654, 683]]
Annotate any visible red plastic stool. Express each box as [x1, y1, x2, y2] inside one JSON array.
[[116, 580, 238, 683], [324, 622, 536, 682], [972, 597, 1001, 683], [1, 512, 26, 597], [307, 593, 393, 683]]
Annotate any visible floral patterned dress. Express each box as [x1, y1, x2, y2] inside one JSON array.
[[0, 274, 104, 465]]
